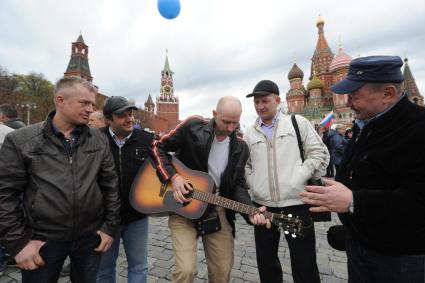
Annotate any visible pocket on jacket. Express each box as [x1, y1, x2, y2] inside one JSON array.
[[290, 164, 310, 191], [135, 148, 150, 162]]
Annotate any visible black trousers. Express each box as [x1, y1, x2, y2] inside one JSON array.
[[254, 203, 321, 283]]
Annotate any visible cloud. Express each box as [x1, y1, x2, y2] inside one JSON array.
[[1, 0, 424, 126]]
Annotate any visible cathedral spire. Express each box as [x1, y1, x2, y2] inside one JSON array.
[[311, 16, 334, 77], [64, 34, 92, 82], [403, 57, 423, 105]]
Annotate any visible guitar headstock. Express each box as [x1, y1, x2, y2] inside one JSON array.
[[270, 212, 304, 238]]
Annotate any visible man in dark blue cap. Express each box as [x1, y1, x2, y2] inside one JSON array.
[[301, 55, 425, 282]]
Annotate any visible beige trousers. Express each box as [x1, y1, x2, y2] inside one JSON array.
[[168, 206, 234, 283]]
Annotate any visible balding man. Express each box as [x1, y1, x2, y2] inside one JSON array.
[[0, 76, 120, 283], [152, 96, 268, 283], [88, 110, 106, 129]]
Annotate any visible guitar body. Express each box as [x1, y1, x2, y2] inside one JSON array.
[[130, 157, 215, 219]]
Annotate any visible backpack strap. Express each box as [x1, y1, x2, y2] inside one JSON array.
[[291, 114, 305, 162]]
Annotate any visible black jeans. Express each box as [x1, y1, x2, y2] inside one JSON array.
[[254, 203, 320, 283], [21, 233, 101, 283], [346, 234, 425, 283]]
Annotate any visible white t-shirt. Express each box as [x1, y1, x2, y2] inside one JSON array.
[[208, 135, 230, 189]]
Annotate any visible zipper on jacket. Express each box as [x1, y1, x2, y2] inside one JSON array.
[[119, 148, 123, 183], [267, 140, 278, 203]]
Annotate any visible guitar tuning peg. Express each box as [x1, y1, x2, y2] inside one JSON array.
[[288, 214, 293, 218], [291, 233, 297, 238], [284, 230, 289, 235]]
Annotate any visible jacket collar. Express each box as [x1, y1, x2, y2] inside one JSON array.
[[359, 95, 411, 134], [42, 111, 91, 139], [254, 112, 294, 138], [205, 118, 240, 154]]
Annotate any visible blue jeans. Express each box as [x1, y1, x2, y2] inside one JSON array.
[[97, 217, 149, 283], [346, 234, 425, 283], [21, 233, 101, 283]]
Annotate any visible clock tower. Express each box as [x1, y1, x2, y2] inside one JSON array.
[[64, 34, 93, 82], [156, 51, 179, 129]]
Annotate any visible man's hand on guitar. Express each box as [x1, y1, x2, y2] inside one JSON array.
[[249, 206, 271, 229], [171, 174, 193, 204]]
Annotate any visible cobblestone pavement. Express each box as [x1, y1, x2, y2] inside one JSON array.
[[0, 214, 347, 283]]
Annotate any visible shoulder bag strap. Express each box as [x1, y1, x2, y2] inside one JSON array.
[[291, 114, 304, 162]]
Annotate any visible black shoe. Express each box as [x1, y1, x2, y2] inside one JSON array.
[[60, 263, 71, 277]]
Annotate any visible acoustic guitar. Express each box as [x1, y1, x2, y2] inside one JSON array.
[[130, 157, 305, 237]]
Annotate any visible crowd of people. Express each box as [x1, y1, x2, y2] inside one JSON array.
[[0, 55, 424, 283]]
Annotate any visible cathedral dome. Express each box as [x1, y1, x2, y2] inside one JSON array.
[[288, 63, 304, 80], [329, 47, 352, 72], [307, 76, 324, 91], [316, 15, 325, 26]]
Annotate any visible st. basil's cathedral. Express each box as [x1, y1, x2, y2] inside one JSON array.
[[286, 17, 423, 128]]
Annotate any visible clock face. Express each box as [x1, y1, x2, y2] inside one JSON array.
[[164, 85, 171, 93]]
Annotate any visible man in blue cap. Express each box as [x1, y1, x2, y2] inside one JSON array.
[[301, 56, 425, 282]]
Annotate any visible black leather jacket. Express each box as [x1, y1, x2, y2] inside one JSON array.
[[152, 117, 252, 231], [0, 112, 120, 256], [101, 127, 154, 225]]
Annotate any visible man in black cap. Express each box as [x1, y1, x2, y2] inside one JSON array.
[[97, 96, 154, 283], [301, 55, 425, 282], [245, 80, 329, 283]]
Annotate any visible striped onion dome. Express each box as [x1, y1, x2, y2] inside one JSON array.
[[329, 47, 352, 72], [288, 63, 304, 80], [307, 76, 324, 91]]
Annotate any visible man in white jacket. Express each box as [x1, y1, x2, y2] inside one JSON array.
[[244, 80, 329, 283]]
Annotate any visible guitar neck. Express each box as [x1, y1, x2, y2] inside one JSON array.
[[192, 189, 273, 220]]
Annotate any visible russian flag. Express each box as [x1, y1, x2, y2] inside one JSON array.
[[320, 111, 334, 128]]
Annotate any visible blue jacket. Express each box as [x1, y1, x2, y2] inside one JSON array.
[[329, 131, 347, 166]]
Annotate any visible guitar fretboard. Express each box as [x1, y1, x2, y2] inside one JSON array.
[[192, 189, 273, 220]]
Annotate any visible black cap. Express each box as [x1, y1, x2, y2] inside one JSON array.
[[331, 55, 404, 94], [103, 96, 138, 116], [246, 80, 279, 98]]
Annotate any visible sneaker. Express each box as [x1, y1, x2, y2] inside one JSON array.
[[60, 263, 71, 277]]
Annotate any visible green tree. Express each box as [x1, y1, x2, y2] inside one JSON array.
[[0, 66, 21, 106], [18, 73, 54, 122]]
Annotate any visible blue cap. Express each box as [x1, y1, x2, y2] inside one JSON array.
[[331, 55, 404, 94]]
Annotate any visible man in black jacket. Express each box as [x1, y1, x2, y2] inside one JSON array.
[[0, 76, 120, 283], [96, 96, 154, 283], [153, 96, 268, 283], [301, 56, 425, 282]]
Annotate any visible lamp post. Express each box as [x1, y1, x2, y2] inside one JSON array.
[[17, 102, 37, 125]]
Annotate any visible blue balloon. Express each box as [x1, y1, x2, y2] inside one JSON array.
[[158, 0, 181, 20]]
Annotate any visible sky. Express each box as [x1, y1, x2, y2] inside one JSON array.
[[1, 0, 424, 128]]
